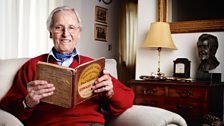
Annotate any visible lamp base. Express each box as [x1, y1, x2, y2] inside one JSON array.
[[151, 72, 166, 79]]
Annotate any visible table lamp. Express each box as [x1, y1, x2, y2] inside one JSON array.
[[142, 22, 176, 78]]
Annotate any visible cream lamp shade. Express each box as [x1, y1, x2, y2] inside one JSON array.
[[142, 22, 176, 78], [142, 22, 176, 49]]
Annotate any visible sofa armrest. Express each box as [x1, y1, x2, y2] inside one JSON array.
[[0, 109, 23, 126], [108, 105, 187, 126]]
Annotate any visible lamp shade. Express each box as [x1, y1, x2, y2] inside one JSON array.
[[142, 22, 176, 49]]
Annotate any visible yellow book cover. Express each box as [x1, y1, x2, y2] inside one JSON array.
[[36, 57, 105, 108]]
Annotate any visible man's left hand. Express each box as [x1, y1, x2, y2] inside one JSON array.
[[92, 70, 114, 98]]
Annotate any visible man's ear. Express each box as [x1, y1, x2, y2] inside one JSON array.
[[50, 32, 52, 38]]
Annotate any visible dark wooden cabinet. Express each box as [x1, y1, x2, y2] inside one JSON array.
[[129, 80, 224, 125]]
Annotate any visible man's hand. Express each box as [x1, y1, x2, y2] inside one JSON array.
[[25, 80, 55, 108], [92, 70, 114, 98]]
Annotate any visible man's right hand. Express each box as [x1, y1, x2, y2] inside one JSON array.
[[25, 80, 55, 108]]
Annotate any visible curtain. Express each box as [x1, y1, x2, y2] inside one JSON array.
[[118, 0, 138, 82], [0, 0, 62, 59]]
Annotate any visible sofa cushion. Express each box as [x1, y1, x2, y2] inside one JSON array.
[[108, 105, 187, 126], [0, 58, 29, 100], [0, 109, 24, 126], [105, 59, 117, 79]]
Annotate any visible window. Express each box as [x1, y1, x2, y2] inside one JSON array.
[[0, 0, 62, 59]]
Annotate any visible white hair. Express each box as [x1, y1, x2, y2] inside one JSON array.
[[46, 6, 82, 31]]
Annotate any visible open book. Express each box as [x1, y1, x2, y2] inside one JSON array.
[[36, 57, 105, 108]]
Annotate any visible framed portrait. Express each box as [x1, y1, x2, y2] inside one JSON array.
[[94, 23, 108, 42], [95, 6, 108, 24]]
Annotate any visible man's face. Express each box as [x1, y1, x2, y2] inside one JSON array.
[[197, 40, 210, 60], [50, 10, 80, 54]]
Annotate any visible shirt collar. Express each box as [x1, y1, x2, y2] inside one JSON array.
[[47, 48, 80, 64]]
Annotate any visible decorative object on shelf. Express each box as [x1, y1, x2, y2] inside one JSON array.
[[142, 22, 176, 78], [139, 75, 192, 82], [173, 58, 191, 78], [99, 0, 112, 5], [139, 75, 167, 80], [95, 6, 108, 24], [94, 23, 108, 42], [196, 34, 221, 81], [197, 34, 220, 72]]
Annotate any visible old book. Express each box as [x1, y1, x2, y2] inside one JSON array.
[[36, 57, 105, 108]]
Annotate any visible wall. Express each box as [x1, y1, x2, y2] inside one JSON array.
[[136, 0, 224, 81], [63, 0, 120, 60]]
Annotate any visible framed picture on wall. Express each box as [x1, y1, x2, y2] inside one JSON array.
[[95, 6, 108, 24], [94, 23, 108, 42]]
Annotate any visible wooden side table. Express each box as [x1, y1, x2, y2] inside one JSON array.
[[129, 80, 224, 125]]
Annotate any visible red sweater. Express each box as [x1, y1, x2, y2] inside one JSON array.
[[0, 54, 134, 126]]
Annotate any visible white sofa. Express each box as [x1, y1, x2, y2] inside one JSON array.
[[0, 58, 187, 126]]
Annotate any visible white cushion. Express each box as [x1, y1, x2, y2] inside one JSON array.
[[0, 109, 23, 126], [105, 59, 118, 79], [0, 58, 29, 100], [109, 105, 187, 126]]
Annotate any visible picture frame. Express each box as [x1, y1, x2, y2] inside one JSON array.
[[95, 6, 108, 24], [158, 0, 224, 33], [94, 23, 108, 42]]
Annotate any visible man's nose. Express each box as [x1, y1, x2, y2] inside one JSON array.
[[62, 28, 70, 36]]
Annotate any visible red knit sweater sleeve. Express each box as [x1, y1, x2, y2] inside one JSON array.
[[0, 55, 46, 123], [106, 77, 135, 116]]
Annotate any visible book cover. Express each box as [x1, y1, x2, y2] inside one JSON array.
[[36, 57, 105, 108]]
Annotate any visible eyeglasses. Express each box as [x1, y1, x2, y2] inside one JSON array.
[[52, 25, 80, 34]]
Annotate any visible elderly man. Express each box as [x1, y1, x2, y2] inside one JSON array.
[[0, 6, 134, 126]]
